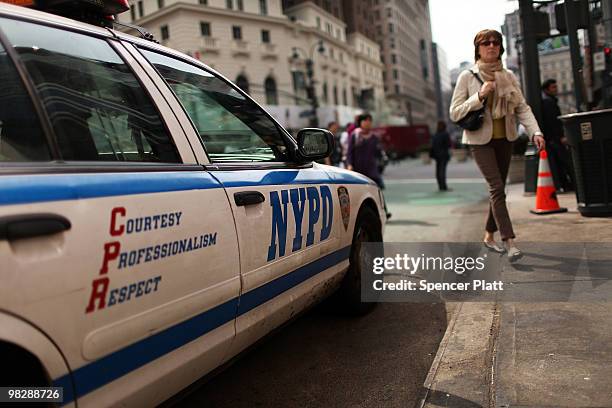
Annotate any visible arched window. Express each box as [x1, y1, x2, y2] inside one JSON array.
[[236, 74, 249, 94], [265, 76, 278, 105], [322, 81, 328, 104]]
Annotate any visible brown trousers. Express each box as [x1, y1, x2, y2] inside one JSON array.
[[469, 138, 515, 241]]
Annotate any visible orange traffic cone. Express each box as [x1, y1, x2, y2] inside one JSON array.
[[530, 149, 568, 215]]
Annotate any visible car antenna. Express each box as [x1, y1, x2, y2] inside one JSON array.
[[112, 20, 159, 43]]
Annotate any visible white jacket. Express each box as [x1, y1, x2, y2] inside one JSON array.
[[449, 64, 541, 145]]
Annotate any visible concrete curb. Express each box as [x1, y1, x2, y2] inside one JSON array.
[[418, 302, 498, 408]]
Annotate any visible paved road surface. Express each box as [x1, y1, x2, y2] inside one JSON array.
[[176, 158, 488, 408]]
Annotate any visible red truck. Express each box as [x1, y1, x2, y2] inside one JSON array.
[[374, 125, 431, 160]]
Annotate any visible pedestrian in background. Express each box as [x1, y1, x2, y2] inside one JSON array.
[[324, 121, 343, 166], [347, 113, 391, 219], [431, 121, 452, 192], [541, 79, 574, 192], [338, 121, 354, 168], [449, 29, 545, 262]]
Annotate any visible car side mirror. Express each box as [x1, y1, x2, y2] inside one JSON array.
[[295, 128, 333, 162]]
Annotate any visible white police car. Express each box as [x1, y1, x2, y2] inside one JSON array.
[[0, 0, 385, 405]]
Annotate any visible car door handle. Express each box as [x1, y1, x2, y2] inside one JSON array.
[[234, 191, 265, 206], [0, 213, 71, 241]]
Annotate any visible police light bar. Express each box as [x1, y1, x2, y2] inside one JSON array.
[[2, 0, 35, 6], [1, 0, 129, 26]]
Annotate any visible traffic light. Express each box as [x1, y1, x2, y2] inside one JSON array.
[[603, 46, 612, 88]]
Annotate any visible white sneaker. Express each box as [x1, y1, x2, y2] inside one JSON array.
[[507, 246, 523, 263], [484, 240, 506, 253]]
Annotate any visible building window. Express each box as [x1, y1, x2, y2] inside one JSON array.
[[322, 82, 329, 103], [199, 0, 207, 4], [330, 48, 334, 59], [261, 30, 270, 43], [336, 28, 341, 39], [226, 0, 232, 9], [342, 88, 347, 106], [326, 23, 332, 34], [393, 69, 398, 79], [232, 25, 242, 40], [265, 76, 278, 105], [333, 85, 338, 105], [200, 22, 210, 37], [137, 1, 143, 17], [236, 74, 249, 94], [395, 84, 400, 94], [160, 25, 169, 40], [391, 54, 396, 64], [388, 23, 393, 33], [130, 6, 135, 20], [316, 17, 321, 29], [237, 0, 243, 10], [387, 8, 392, 17], [157, 0, 163, 8], [340, 52, 344, 63], [259, 0, 267, 15]]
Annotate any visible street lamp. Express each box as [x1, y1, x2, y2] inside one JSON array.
[[290, 40, 325, 127]]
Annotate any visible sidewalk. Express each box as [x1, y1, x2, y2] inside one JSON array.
[[422, 184, 612, 408]]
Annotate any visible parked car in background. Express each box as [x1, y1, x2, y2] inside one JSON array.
[[374, 125, 431, 160]]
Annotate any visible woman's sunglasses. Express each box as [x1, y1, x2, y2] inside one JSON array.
[[480, 40, 501, 47]]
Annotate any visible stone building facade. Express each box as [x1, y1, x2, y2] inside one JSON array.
[[121, 0, 384, 128]]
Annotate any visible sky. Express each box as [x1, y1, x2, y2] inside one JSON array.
[[429, 0, 520, 69]]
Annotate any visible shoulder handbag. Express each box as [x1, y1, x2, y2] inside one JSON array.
[[455, 71, 487, 131]]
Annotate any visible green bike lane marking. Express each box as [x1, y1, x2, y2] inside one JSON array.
[[384, 181, 488, 206]]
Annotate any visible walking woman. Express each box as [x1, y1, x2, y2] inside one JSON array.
[[431, 121, 452, 191], [449, 29, 545, 261]]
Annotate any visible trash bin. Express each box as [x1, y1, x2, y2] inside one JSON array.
[[559, 109, 612, 217], [524, 143, 539, 195]]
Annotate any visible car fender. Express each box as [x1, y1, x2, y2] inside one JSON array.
[[0, 311, 74, 405]]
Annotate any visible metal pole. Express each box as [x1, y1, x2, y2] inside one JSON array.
[[586, 2, 597, 109], [519, 0, 543, 124], [603, 0, 612, 44], [565, 0, 587, 111], [602, 0, 612, 106], [305, 59, 318, 127]]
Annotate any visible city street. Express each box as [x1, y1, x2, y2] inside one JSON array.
[[174, 155, 612, 407], [176, 157, 491, 407], [4, 0, 612, 405]]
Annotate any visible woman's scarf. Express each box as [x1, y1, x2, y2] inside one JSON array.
[[477, 60, 522, 119]]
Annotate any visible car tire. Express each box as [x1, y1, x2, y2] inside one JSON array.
[[337, 205, 382, 315]]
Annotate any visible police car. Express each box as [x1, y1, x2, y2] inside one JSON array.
[[0, 0, 385, 405]]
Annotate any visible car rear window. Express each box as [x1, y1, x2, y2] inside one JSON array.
[[0, 41, 50, 162], [0, 18, 181, 163]]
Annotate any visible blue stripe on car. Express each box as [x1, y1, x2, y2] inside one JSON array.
[[0, 172, 221, 206], [0, 170, 370, 206], [212, 169, 372, 188], [53, 245, 351, 404]]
